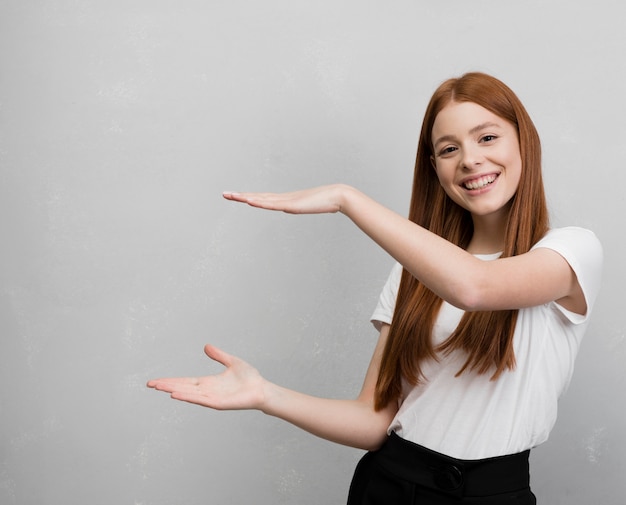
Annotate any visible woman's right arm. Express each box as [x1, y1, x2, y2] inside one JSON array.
[[223, 186, 588, 313], [147, 324, 397, 451]]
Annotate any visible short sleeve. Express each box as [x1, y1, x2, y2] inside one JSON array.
[[531, 227, 603, 324], [370, 262, 403, 331]]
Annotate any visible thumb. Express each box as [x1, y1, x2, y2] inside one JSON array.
[[204, 344, 234, 367]]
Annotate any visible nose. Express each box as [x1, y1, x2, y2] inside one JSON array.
[[460, 144, 483, 170]]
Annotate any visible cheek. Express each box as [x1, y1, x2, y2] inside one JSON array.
[[434, 169, 463, 201], [433, 161, 452, 185]]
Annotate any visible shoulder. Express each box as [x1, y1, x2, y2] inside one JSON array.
[[532, 226, 601, 249], [370, 262, 404, 331], [532, 227, 603, 314], [531, 227, 603, 271]]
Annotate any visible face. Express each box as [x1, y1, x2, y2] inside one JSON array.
[[430, 101, 522, 222]]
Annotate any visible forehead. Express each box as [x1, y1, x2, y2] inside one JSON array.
[[431, 101, 509, 141]]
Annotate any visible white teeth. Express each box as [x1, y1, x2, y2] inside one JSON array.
[[464, 174, 497, 190]]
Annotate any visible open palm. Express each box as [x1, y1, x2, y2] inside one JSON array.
[[147, 345, 266, 411], [223, 184, 347, 214]]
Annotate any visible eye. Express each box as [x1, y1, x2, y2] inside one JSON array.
[[480, 134, 497, 143], [438, 145, 458, 157]]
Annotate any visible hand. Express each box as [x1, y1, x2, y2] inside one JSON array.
[[147, 345, 266, 411], [222, 184, 350, 214]]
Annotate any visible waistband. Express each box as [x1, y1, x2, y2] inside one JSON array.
[[375, 432, 531, 499]]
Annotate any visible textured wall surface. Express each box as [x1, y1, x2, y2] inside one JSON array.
[[1, 1, 624, 503]]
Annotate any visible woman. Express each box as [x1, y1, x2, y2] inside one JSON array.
[[148, 72, 603, 504]]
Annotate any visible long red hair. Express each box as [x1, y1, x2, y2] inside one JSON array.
[[374, 72, 549, 410]]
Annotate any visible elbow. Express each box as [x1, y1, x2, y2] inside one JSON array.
[[441, 259, 497, 312], [357, 405, 396, 452], [339, 422, 390, 452], [448, 283, 487, 312], [361, 431, 390, 452]]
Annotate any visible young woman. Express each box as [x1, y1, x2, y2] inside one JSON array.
[[148, 72, 603, 504]]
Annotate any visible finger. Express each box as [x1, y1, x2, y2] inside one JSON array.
[[222, 191, 244, 201], [223, 191, 290, 211], [147, 377, 198, 390], [222, 191, 270, 203]]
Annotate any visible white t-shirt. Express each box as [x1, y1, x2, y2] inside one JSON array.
[[370, 227, 603, 460]]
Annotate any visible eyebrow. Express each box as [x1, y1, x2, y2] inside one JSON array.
[[433, 121, 502, 147]]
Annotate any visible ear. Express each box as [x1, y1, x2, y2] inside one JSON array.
[[430, 155, 437, 171]]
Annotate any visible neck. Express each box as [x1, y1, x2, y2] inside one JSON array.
[[467, 212, 508, 254]]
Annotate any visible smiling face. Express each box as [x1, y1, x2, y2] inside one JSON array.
[[430, 101, 522, 223]]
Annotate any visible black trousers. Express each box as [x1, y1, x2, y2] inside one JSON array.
[[347, 433, 537, 505]]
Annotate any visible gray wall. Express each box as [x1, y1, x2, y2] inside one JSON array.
[[1, 1, 624, 503]]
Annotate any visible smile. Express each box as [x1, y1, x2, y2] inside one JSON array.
[[462, 174, 498, 190]]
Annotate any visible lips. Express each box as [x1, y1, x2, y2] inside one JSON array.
[[462, 174, 498, 190]]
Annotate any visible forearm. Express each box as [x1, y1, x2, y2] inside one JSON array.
[[260, 380, 394, 451]]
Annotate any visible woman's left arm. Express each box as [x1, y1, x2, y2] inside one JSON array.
[[224, 184, 585, 313]]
